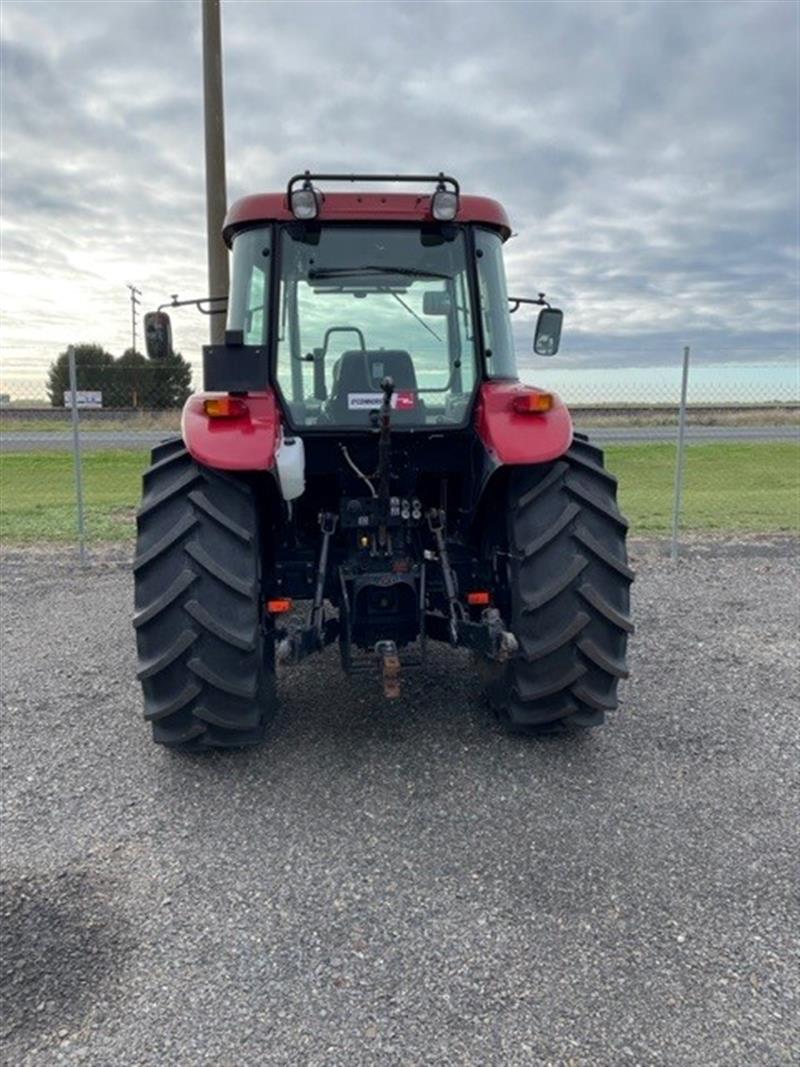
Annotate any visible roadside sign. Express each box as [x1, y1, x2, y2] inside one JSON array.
[[64, 390, 103, 409]]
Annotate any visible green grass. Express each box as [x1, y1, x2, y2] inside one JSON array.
[[0, 450, 147, 542], [1, 443, 798, 544], [608, 443, 800, 534]]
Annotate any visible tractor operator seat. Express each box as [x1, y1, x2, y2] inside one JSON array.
[[326, 349, 422, 424]]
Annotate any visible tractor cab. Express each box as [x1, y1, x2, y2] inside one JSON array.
[[227, 211, 502, 431], [199, 173, 560, 423]]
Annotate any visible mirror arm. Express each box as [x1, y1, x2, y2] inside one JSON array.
[[508, 292, 551, 314], [157, 294, 228, 316]]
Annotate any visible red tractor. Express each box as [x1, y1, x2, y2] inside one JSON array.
[[135, 173, 632, 749]]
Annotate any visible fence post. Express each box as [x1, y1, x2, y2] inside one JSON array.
[[68, 346, 88, 565], [670, 344, 691, 562]]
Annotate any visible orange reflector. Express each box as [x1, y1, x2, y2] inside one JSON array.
[[266, 597, 293, 614], [467, 591, 491, 606], [512, 391, 553, 414], [204, 396, 247, 418]]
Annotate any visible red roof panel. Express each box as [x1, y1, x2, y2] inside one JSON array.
[[223, 192, 511, 244]]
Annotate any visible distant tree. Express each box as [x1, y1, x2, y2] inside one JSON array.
[[113, 349, 150, 408], [146, 349, 193, 409], [46, 344, 115, 406], [111, 347, 191, 409], [46, 344, 193, 409], [110, 348, 193, 409]]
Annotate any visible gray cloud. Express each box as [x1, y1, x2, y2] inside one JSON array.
[[0, 0, 797, 385]]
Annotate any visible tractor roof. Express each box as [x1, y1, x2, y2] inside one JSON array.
[[223, 192, 512, 246]]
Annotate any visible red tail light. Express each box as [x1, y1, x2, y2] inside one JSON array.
[[467, 591, 491, 606], [266, 597, 293, 614]]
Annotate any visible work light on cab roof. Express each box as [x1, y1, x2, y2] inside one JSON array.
[[133, 170, 632, 752], [289, 174, 323, 220], [286, 171, 461, 223]]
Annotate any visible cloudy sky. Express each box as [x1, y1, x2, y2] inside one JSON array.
[[0, 0, 797, 398]]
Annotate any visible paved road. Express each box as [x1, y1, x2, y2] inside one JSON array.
[[1, 425, 798, 452], [1, 539, 798, 1066]]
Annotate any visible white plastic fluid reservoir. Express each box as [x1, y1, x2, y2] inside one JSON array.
[[275, 433, 305, 501]]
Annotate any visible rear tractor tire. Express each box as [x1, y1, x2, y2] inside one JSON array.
[[133, 437, 275, 750], [488, 434, 634, 733]]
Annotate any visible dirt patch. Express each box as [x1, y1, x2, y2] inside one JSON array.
[[108, 506, 137, 527], [0, 868, 130, 1044]]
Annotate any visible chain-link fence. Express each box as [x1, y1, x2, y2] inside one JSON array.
[[1, 348, 798, 559]]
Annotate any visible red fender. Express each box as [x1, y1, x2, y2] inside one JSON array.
[[181, 391, 280, 471], [181, 382, 569, 472], [474, 381, 573, 465]]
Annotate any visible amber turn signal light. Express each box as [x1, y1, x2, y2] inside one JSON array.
[[467, 591, 491, 606], [204, 396, 247, 418], [512, 391, 553, 414], [266, 598, 293, 614]]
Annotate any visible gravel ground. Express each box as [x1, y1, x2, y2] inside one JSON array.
[[1, 537, 798, 1066]]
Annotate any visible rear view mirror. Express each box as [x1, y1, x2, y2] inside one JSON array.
[[144, 311, 172, 360], [422, 291, 451, 316], [533, 308, 563, 356]]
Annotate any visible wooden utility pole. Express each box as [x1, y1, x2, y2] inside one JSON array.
[[127, 284, 141, 353], [202, 0, 229, 344]]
